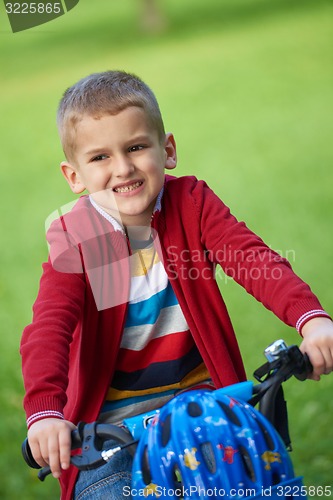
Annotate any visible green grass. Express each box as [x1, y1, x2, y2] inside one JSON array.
[[0, 0, 332, 498]]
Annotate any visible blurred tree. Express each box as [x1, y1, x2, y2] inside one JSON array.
[[139, 0, 168, 33]]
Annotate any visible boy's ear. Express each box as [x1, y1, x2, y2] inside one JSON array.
[[60, 161, 86, 194], [164, 133, 177, 170]]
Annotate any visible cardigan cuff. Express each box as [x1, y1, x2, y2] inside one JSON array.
[[27, 410, 64, 429], [24, 395, 66, 428], [296, 310, 332, 335]]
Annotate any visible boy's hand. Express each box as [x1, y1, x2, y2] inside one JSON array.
[[300, 317, 333, 381], [27, 418, 76, 479]]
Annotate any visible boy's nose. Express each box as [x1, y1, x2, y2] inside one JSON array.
[[113, 155, 135, 177]]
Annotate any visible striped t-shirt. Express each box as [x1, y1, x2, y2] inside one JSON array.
[[99, 234, 212, 424]]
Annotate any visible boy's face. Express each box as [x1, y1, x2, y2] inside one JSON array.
[[61, 106, 176, 227]]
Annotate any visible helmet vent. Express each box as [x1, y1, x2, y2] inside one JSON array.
[[256, 419, 275, 451], [239, 445, 256, 482], [161, 413, 172, 447], [200, 442, 216, 474], [142, 445, 152, 485], [173, 465, 183, 488], [217, 401, 241, 426], [187, 402, 203, 417], [272, 472, 281, 485]]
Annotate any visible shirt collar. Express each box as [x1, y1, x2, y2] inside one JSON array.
[[89, 187, 164, 233]]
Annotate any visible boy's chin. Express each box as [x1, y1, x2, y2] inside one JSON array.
[[90, 192, 155, 226], [90, 192, 119, 212]]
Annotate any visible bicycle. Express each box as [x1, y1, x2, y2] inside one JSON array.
[[22, 339, 313, 499]]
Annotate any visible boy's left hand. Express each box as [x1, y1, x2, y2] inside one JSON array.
[[300, 317, 333, 380]]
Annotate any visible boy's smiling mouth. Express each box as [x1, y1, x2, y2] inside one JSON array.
[[113, 180, 144, 193]]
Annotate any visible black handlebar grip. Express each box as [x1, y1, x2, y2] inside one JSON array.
[[22, 438, 41, 469], [294, 353, 313, 381]]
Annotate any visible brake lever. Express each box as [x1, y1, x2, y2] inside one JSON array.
[[251, 342, 313, 406], [294, 352, 313, 381], [70, 422, 137, 471], [257, 341, 313, 382], [70, 422, 106, 471]]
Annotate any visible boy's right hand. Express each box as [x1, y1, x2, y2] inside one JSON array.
[[27, 418, 76, 479]]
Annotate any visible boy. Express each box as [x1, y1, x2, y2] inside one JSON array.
[[21, 71, 333, 499]]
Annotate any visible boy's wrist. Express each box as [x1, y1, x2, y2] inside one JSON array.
[[27, 410, 64, 429], [300, 316, 333, 338], [296, 310, 331, 335]]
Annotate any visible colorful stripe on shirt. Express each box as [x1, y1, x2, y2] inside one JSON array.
[[100, 239, 212, 423]]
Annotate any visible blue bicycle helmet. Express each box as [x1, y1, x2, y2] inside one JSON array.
[[132, 390, 304, 499]]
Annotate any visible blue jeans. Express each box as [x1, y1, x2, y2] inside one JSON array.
[[74, 440, 133, 499]]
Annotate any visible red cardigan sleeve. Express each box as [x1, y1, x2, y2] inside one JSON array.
[[191, 179, 328, 329], [20, 207, 87, 429], [20, 261, 86, 427]]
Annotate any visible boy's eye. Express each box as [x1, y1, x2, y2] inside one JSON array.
[[128, 145, 145, 153], [91, 154, 109, 162]]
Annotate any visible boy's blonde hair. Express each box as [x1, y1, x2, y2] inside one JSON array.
[[57, 70, 166, 163]]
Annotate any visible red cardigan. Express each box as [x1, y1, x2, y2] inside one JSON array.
[[21, 175, 327, 498]]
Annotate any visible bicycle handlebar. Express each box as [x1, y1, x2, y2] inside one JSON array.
[[22, 340, 312, 480], [22, 421, 137, 481]]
